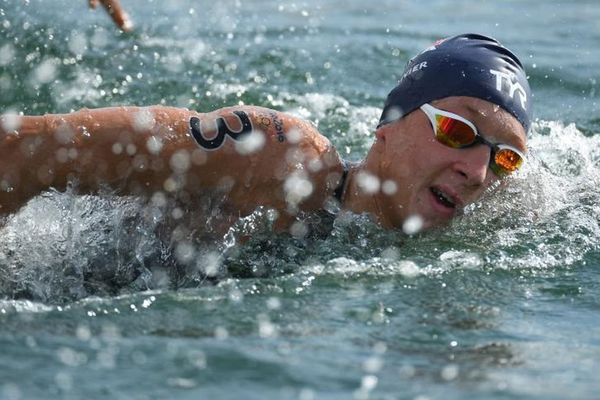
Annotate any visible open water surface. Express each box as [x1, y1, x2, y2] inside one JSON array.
[[1, 0, 600, 399]]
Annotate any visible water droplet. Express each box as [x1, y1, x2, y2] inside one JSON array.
[[111, 143, 123, 155], [356, 171, 380, 194], [126, 143, 137, 155], [363, 356, 383, 374], [175, 242, 195, 265], [214, 326, 229, 340], [235, 129, 265, 155], [284, 172, 314, 208], [67, 31, 87, 56], [0, 43, 15, 66], [53, 123, 75, 144], [290, 220, 309, 238], [32, 58, 58, 84], [396, 260, 421, 278], [197, 251, 221, 277], [266, 297, 281, 310], [360, 374, 378, 391], [441, 364, 459, 381], [402, 214, 423, 235], [169, 150, 191, 173], [1, 112, 21, 133], [76, 325, 92, 341], [382, 179, 397, 195], [257, 313, 278, 338], [146, 136, 163, 154], [132, 110, 155, 132]]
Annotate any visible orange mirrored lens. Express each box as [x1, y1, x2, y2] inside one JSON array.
[[435, 115, 476, 148], [494, 148, 523, 173]]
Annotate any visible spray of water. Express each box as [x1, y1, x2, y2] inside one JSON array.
[[1, 102, 598, 304]]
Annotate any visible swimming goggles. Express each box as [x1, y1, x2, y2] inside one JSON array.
[[420, 103, 525, 177]]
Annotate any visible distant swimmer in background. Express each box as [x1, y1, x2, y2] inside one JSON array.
[[0, 34, 532, 235], [89, 0, 133, 32]]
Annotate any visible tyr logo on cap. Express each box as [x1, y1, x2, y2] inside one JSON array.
[[489, 69, 528, 110]]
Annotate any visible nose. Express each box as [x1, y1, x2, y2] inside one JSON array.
[[452, 144, 491, 186]]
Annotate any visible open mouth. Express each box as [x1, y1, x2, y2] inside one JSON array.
[[430, 187, 456, 209]]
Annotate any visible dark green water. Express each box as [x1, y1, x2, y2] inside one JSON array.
[[1, 0, 600, 399]]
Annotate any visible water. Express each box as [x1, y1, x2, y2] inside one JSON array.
[[1, 0, 600, 399]]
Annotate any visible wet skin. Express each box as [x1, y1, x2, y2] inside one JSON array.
[[342, 96, 527, 230], [0, 96, 526, 233], [0, 106, 345, 232]]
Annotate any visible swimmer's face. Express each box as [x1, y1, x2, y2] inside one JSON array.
[[372, 96, 527, 230]]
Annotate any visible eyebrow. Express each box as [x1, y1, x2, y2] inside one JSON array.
[[464, 104, 527, 150], [465, 103, 489, 119]]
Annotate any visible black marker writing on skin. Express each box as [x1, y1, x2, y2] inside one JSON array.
[[190, 110, 253, 150], [256, 111, 286, 143], [270, 111, 285, 143]]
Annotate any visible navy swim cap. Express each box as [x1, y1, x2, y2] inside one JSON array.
[[379, 33, 532, 132]]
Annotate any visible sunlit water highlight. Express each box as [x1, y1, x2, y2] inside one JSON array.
[[2, 1, 600, 399]]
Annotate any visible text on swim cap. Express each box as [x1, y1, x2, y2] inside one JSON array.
[[489, 69, 527, 110], [401, 61, 428, 81]]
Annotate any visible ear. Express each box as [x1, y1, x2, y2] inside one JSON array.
[[375, 125, 388, 142], [370, 130, 387, 155]]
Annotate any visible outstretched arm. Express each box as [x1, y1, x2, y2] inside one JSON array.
[[0, 106, 194, 213], [0, 106, 344, 225]]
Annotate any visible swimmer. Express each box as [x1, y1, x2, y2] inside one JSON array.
[[89, 0, 133, 32], [0, 34, 532, 234]]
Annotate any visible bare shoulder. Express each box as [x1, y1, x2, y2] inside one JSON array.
[[184, 105, 345, 218], [186, 105, 341, 171], [187, 105, 332, 151]]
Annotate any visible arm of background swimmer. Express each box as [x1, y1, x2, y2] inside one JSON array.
[[89, 0, 133, 32], [0, 106, 211, 214]]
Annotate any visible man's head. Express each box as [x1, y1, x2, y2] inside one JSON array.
[[379, 33, 532, 132], [359, 34, 532, 230]]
